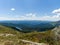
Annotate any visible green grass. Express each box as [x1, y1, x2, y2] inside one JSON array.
[[0, 25, 59, 45]]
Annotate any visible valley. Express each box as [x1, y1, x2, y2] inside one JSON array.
[[0, 20, 60, 45]]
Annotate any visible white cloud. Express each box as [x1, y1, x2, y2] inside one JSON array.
[[0, 12, 60, 21], [19, 13, 37, 20], [25, 13, 36, 17], [18, 12, 60, 21], [51, 8, 60, 21], [52, 8, 60, 14], [11, 8, 15, 11], [1, 8, 60, 21]]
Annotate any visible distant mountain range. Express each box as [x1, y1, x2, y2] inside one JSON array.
[[55, 20, 60, 26], [0, 20, 59, 33]]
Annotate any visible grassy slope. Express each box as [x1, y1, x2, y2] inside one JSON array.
[[0, 25, 25, 45], [21, 31, 55, 45], [0, 25, 59, 45]]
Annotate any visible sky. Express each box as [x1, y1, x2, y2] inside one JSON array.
[[0, 0, 60, 21]]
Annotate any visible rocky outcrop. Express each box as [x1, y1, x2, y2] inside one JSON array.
[[52, 26, 60, 45], [20, 39, 49, 45], [52, 26, 60, 40]]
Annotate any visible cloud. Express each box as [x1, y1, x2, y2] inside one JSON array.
[[0, 8, 60, 21], [0, 13, 60, 21], [11, 8, 15, 11], [0, 12, 60, 21], [18, 12, 60, 21], [25, 13, 36, 17], [51, 8, 60, 21], [19, 13, 37, 20], [52, 8, 60, 14]]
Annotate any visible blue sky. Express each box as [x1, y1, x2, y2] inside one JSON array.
[[0, 0, 60, 21]]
